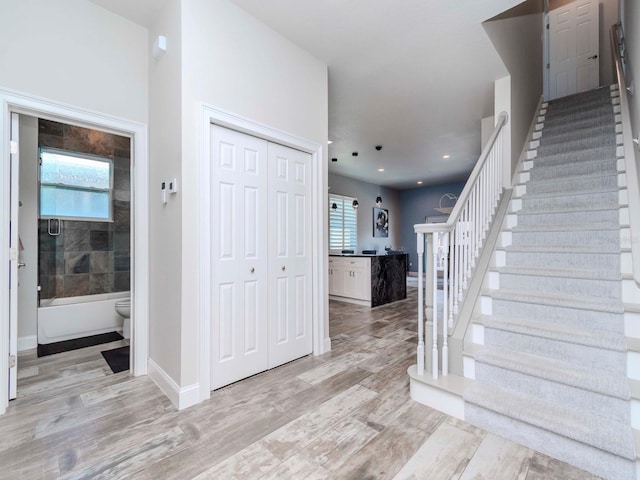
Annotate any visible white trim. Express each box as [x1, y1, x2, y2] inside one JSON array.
[[148, 358, 200, 410], [198, 104, 329, 401], [17, 335, 37, 352], [0, 88, 149, 415]]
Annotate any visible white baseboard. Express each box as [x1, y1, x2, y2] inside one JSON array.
[[323, 336, 332, 353], [148, 358, 201, 410], [18, 335, 37, 352]]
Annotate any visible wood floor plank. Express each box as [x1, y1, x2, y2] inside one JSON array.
[[0, 285, 600, 480]]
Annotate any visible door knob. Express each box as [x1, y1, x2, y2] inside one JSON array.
[[588, 54, 598, 60], [250, 267, 255, 273], [281, 266, 286, 271]]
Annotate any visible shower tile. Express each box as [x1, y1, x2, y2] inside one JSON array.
[[39, 275, 52, 298], [89, 221, 110, 231], [38, 134, 64, 149], [114, 272, 130, 292], [114, 189, 131, 202], [114, 205, 131, 232], [65, 252, 90, 274], [113, 232, 130, 252], [90, 230, 112, 251], [39, 119, 64, 137], [39, 252, 51, 276], [114, 253, 130, 272], [64, 230, 90, 252], [89, 273, 113, 295], [90, 252, 112, 274], [114, 150, 131, 162], [113, 134, 130, 151], [64, 274, 90, 297], [113, 167, 130, 191], [63, 125, 113, 157], [65, 221, 90, 231]]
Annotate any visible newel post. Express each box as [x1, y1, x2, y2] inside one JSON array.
[[416, 232, 425, 375]]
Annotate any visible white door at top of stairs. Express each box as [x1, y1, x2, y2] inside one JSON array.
[[549, 0, 600, 100], [209, 124, 313, 390]]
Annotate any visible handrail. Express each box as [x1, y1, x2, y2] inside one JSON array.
[[611, 23, 640, 287], [414, 110, 509, 378]]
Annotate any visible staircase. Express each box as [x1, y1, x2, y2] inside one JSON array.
[[464, 85, 639, 480]]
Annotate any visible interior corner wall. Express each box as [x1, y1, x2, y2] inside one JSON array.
[[180, 0, 329, 387], [328, 173, 402, 254], [623, 0, 640, 140], [0, 0, 148, 124], [148, 0, 184, 385], [484, 13, 543, 180], [399, 181, 467, 273], [17, 115, 38, 345]]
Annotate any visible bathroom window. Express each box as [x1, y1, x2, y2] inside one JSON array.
[[39, 148, 113, 221], [329, 194, 358, 253]]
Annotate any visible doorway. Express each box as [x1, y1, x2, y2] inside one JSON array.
[[1, 90, 149, 414]]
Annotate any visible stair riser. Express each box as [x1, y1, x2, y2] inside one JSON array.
[[526, 175, 619, 195], [521, 191, 620, 212], [484, 327, 626, 376], [465, 405, 636, 480], [543, 110, 615, 127], [505, 251, 620, 270], [475, 362, 629, 423], [543, 117, 616, 137], [511, 229, 619, 248], [516, 210, 619, 228], [491, 299, 625, 334], [539, 125, 616, 146], [529, 159, 618, 180], [497, 273, 621, 299]]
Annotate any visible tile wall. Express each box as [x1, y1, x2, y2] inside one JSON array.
[[38, 120, 131, 299]]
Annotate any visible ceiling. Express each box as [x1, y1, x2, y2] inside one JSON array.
[[90, 0, 526, 189]]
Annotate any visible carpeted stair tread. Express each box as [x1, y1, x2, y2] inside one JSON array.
[[536, 136, 616, 156], [522, 171, 619, 191], [487, 288, 624, 314], [516, 184, 621, 201], [482, 315, 627, 352], [496, 264, 621, 281], [529, 157, 618, 179], [542, 116, 616, 136], [538, 124, 616, 146], [463, 382, 636, 460], [516, 203, 620, 216], [509, 222, 621, 233], [531, 150, 617, 166], [474, 346, 630, 400]]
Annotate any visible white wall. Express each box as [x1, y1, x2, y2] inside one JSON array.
[[17, 115, 38, 349], [0, 0, 148, 124], [147, 0, 329, 388], [328, 173, 402, 254], [485, 13, 544, 177], [623, 0, 639, 140], [148, 0, 184, 387]]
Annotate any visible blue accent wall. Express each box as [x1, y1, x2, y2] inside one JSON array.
[[399, 181, 466, 272]]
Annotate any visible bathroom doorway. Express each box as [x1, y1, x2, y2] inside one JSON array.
[[1, 90, 149, 413]]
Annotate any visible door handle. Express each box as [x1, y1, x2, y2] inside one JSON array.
[[250, 267, 255, 274], [281, 266, 286, 272], [18, 262, 26, 269], [588, 54, 598, 60]]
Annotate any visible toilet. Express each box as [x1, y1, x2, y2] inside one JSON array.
[[115, 297, 131, 339]]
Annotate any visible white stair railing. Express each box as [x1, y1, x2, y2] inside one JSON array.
[[611, 23, 640, 288], [414, 111, 508, 378]]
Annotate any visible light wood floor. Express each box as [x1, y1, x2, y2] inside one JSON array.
[[1, 287, 599, 479]]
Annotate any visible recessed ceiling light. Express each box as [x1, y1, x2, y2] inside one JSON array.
[[442, 154, 450, 159], [328, 140, 333, 144], [417, 181, 423, 185], [378, 168, 384, 172]]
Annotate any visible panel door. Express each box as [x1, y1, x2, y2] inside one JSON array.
[[549, 0, 599, 100], [267, 142, 312, 369], [210, 125, 269, 390]]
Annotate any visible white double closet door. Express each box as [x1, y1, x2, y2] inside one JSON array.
[[210, 124, 312, 390]]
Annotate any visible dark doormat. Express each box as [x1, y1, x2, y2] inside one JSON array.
[[101, 346, 130, 374], [37, 331, 124, 357]]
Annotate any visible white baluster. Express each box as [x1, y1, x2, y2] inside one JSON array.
[[417, 232, 424, 376], [432, 232, 439, 379], [442, 231, 449, 376]]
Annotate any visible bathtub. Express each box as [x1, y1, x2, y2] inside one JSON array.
[[38, 291, 129, 344]]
